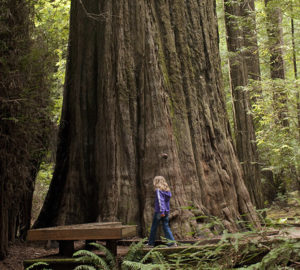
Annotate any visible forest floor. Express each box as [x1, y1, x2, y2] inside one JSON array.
[[1, 193, 299, 270]]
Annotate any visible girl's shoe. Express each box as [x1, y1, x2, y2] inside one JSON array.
[[167, 243, 178, 247]]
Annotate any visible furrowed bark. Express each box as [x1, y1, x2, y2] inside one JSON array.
[[223, 0, 263, 209], [35, 0, 260, 237]]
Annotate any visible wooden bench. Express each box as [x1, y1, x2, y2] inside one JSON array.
[[27, 222, 137, 256]]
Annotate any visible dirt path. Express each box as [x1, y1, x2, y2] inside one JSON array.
[[0, 240, 131, 270], [0, 241, 58, 270]]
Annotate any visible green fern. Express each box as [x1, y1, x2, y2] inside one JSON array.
[[73, 249, 110, 270], [122, 260, 167, 270], [73, 242, 118, 270], [143, 250, 168, 268], [88, 242, 117, 269], [123, 238, 146, 262], [74, 266, 97, 270], [25, 262, 51, 270], [150, 252, 169, 269], [122, 241, 169, 270]]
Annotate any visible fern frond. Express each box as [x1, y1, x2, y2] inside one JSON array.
[[122, 260, 166, 270], [150, 251, 168, 268], [73, 249, 98, 258], [73, 249, 110, 270], [25, 262, 50, 270], [139, 247, 164, 263], [124, 238, 146, 262], [87, 242, 117, 270], [73, 265, 97, 270]]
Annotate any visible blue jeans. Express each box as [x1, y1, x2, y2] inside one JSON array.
[[148, 212, 175, 246]]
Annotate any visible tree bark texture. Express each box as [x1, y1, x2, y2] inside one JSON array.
[[264, 0, 289, 127], [0, 0, 51, 259], [223, 0, 263, 209], [35, 0, 260, 237], [291, 17, 300, 139], [291, 17, 300, 190], [241, 0, 261, 82]]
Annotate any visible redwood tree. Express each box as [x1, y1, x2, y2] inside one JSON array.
[[0, 0, 51, 259], [223, 0, 263, 209], [241, 0, 261, 82], [264, 0, 289, 127], [35, 0, 259, 236]]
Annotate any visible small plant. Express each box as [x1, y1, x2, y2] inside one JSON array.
[[25, 262, 51, 270], [73, 242, 117, 270], [122, 245, 170, 270]]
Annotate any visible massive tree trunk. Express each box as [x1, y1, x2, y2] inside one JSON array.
[[223, 0, 263, 209], [35, 0, 260, 237], [0, 0, 51, 259]]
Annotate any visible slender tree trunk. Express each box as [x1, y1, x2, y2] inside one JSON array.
[[35, 0, 260, 237], [223, 0, 263, 209], [291, 17, 300, 138], [241, 0, 261, 82], [291, 16, 300, 190], [264, 0, 289, 127]]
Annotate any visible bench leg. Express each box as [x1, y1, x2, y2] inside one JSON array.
[[59, 240, 74, 257], [106, 240, 117, 256]]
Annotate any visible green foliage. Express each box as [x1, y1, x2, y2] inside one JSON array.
[[73, 242, 117, 270], [236, 240, 300, 269], [122, 261, 167, 270], [249, 79, 300, 197], [123, 238, 147, 263], [33, 0, 70, 122], [25, 262, 51, 270], [74, 266, 97, 270], [122, 241, 170, 270], [32, 161, 54, 223], [29, 0, 70, 224], [70, 221, 300, 270], [217, 0, 300, 202]]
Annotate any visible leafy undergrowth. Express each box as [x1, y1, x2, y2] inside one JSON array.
[[25, 192, 300, 269], [265, 191, 300, 226], [26, 233, 300, 270]]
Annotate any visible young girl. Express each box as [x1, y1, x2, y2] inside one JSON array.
[[147, 176, 177, 247]]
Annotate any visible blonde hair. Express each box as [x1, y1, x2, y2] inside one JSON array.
[[153, 176, 170, 191]]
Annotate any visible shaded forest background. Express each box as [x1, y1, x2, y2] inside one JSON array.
[[0, 0, 299, 260]]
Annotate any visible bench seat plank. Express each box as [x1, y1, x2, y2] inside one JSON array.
[[29, 222, 122, 231], [27, 224, 137, 241], [27, 222, 137, 257]]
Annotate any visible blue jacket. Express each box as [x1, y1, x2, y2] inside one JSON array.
[[154, 189, 172, 214]]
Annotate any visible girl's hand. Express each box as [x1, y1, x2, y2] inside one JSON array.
[[161, 213, 165, 217]]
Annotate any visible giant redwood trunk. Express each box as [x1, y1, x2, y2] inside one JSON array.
[[35, 0, 260, 236], [223, 0, 263, 209]]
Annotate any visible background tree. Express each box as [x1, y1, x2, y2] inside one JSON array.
[[0, 0, 52, 259], [223, 0, 263, 209], [35, 0, 260, 237], [290, 3, 300, 140], [242, 0, 261, 82], [264, 0, 289, 127]]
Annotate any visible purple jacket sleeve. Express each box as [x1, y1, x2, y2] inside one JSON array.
[[156, 189, 165, 214]]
